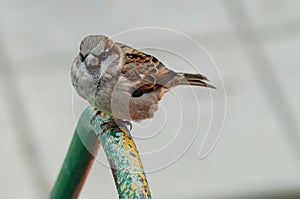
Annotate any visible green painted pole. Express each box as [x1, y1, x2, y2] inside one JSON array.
[[90, 109, 152, 199], [49, 107, 100, 199], [50, 106, 152, 199]]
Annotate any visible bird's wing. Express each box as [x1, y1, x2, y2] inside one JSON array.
[[116, 42, 177, 95]]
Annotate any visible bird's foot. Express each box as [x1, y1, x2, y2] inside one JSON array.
[[90, 108, 132, 132], [90, 108, 101, 126], [100, 121, 120, 133], [115, 119, 133, 131]]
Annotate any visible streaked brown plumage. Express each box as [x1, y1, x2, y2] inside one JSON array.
[[118, 42, 215, 96], [71, 35, 215, 122]]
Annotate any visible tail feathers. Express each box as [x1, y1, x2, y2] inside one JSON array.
[[183, 73, 209, 81], [179, 73, 216, 89]]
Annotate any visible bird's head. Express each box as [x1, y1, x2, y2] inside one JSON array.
[[75, 35, 121, 77]]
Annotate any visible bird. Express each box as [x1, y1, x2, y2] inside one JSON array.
[[71, 35, 215, 122]]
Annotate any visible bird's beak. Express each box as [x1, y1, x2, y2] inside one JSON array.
[[84, 54, 100, 67]]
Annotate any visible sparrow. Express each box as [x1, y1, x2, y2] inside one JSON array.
[[71, 35, 215, 122]]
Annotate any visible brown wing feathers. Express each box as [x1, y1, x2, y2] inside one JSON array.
[[117, 43, 215, 96]]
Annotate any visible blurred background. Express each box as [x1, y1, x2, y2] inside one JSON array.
[[1, 0, 300, 198]]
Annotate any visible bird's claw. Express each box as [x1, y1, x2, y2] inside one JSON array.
[[100, 121, 119, 133], [90, 108, 133, 132], [115, 119, 133, 131], [90, 109, 101, 126]]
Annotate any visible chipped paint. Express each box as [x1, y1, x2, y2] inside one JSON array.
[[85, 106, 152, 199]]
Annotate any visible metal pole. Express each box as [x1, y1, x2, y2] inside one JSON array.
[[50, 106, 152, 198], [90, 108, 152, 199]]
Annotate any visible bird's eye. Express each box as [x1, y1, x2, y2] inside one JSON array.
[[101, 51, 109, 59], [79, 53, 85, 62]]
